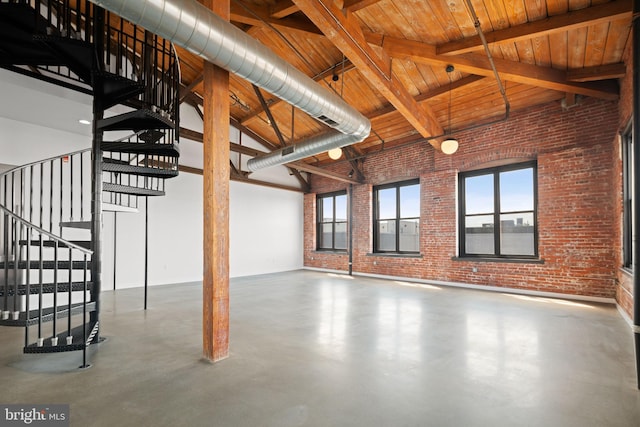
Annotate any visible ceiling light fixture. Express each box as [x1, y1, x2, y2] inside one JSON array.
[[328, 147, 342, 160], [78, 119, 91, 125], [442, 65, 458, 155]]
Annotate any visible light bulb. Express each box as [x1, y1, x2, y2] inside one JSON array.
[[441, 138, 458, 155], [328, 147, 342, 160]]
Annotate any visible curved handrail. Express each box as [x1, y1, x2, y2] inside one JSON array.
[[0, 148, 93, 238], [0, 205, 92, 255], [0, 148, 91, 179]]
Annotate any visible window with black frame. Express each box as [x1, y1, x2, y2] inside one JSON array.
[[622, 125, 633, 270], [316, 191, 348, 251], [459, 162, 537, 258], [373, 179, 420, 254]]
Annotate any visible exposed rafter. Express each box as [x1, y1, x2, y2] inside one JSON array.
[[179, 164, 305, 192], [253, 84, 310, 190], [375, 35, 619, 101], [293, 0, 444, 149], [271, 0, 384, 18], [180, 127, 361, 184], [437, 0, 632, 56], [566, 63, 627, 82], [230, 1, 323, 35]]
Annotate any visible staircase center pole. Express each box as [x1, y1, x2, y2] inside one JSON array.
[[202, 0, 230, 363], [90, 6, 105, 344]]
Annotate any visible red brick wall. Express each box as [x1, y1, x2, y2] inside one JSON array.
[[305, 96, 620, 299]]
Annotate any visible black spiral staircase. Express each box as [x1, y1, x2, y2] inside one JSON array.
[[0, 0, 180, 367]]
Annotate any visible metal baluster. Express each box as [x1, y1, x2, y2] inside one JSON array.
[[49, 160, 54, 233], [12, 219, 20, 317], [39, 163, 43, 229], [70, 155, 74, 221], [24, 223, 30, 348], [81, 253, 88, 367], [80, 152, 84, 220], [2, 213, 8, 316], [37, 233, 43, 344], [52, 234, 58, 345], [66, 247, 72, 344], [60, 157, 63, 234]]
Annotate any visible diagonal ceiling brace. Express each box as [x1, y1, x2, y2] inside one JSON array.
[[252, 85, 310, 191], [293, 0, 444, 150]]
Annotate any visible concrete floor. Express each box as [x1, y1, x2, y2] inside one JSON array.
[[1, 270, 638, 426]]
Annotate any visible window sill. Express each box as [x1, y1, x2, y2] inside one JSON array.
[[367, 253, 423, 259], [620, 267, 633, 277], [313, 250, 348, 255], [452, 256, 544, 264]]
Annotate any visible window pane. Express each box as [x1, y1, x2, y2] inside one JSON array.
[[465, 215, 494, 254], [500, 168, 533, 212], [465, 174, 494, 214], [400, 184, 420, 218], [399, 218, 419, 252], [322, 197, 334, 222], [320, 223, 333, 249], [378, 188, 397, 219], [377, 220, 396, 251], [500, 213, 534, 255], [335, 195, 347, 222], [335, 222, 347, 250]]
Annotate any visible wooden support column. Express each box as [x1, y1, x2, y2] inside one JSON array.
[[202, 0, 230, 362]]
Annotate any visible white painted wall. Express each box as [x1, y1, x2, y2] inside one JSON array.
[[101, 173, 304, 289], [0, 69, 304, 289]]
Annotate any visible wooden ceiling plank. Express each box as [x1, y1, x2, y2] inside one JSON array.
[[379, 35, 619, 100], [293, 0, 444, 146], [437, 0, 632, 56]]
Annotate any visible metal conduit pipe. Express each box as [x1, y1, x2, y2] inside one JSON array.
[[463, 0, 510, 121], [88, 0, 370, 171]]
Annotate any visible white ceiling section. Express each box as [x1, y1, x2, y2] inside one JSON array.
[[0, 69, 93, 137]]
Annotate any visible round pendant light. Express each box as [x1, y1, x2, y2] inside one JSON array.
[[441, 138, 459, 155], [328, 147, 343, 160]]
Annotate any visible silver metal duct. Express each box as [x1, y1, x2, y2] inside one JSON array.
[[88, 0, 370, 171]]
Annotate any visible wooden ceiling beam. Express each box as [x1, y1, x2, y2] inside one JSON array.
[[286, 161, 362, 184], [179, 73, 204, 103], [253, 85, 310, 191], [271, 0, 384, 18], [566, 63, 627, 82], [181, 126, 359, 184], [230, 1, 323, 35], [437, 0, 632, 56], [378, 35, 619, 101], [180, 164, 305, 192], [271, 0, 299, 19], [365, 75, 486, 120], [293, 0, 444, 148]]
